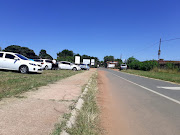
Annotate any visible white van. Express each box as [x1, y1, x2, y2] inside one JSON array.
[[0, 51, 43, 73]]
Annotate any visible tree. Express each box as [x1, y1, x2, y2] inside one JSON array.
[[57, 49, 74, 62], [3, 45, 39, 59], [127, 56, 138, 64], [74, 53, 81, 56], [126, 57, 140, 69], [104, 55, 114, 62], [39, 49, 53, 60], [115, 58, 123, 68], [103, 55, 114, 67], [57, 49, 73, 57], [0, 47, 1, 51]]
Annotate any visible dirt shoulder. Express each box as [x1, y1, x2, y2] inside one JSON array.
[[0, 69, 96, 135], [97, 70, 114, 135], [97, 70, 132, 135]]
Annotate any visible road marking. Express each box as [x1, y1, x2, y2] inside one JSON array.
[[157, 86, 180, 90], [110, 72, 180, 105]]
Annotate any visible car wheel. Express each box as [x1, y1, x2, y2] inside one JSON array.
[[19, 65, 29, 74], [44, 65, 48, 70], [72, 67, 77, 71]]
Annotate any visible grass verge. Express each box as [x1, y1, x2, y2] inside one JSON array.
[[66, 73, 100, 135], [121, 69, 180, 84], [52, 73, 100, 135], [52, 112, 72, 135], [0, 70, 82, 100], [51, 82, 90, 135]]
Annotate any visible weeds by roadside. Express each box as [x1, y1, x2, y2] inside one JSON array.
[[0, 70, 82, 100], [121, 69, 180, 84], [52, 73, 100, 135], [52, 112, 72, 135], [151, 67, 179, 74], [66, 73, 100, 135]]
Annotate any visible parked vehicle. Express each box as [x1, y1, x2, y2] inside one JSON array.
[[120, 64, 127, 70], [80, 64, 90, 70], [58, 61, 81, 71], [34, 59, 52, 70], [0, 52, 42, 73]]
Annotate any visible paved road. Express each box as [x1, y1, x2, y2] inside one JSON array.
[[99, 68, 180, 135]]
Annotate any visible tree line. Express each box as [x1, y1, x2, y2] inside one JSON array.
[[0, 45, 100, 66], [103, 55, 180, 71], [126, 57, 180, 71]]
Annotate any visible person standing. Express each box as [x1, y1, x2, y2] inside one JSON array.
[[52, 59, 57, 70]]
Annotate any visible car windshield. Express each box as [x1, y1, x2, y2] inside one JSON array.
[[15, 54, 29, 60]]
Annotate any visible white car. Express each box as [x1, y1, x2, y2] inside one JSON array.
[[34, 59, 52, 70], [0, 51, 43, 73], [120, 64, 127, 70], [58, 61, 81, 71]]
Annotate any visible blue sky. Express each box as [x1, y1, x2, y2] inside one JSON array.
[[0, 0, 180, 61]]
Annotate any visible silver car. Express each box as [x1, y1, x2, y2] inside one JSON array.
[[120, 64, 127, 70]]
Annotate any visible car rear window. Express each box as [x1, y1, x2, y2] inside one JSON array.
[[121, 64, 126, 66], [0, 53, 3, 58], [5, 54, 15, 59]]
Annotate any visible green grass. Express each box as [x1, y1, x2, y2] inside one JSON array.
[[52, 112, 72, 135], [66, 73, 100, 135], [121, 69, 180, 84], [0, 70, 82, 100]]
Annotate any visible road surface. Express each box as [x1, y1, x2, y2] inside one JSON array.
[[99, 68, 180, 135]]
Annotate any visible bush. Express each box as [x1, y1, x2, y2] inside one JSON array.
[[127, 60, 158, 71], [165, 63, 175, 70]]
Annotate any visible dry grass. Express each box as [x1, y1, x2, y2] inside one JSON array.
[[0, 70, 82, 100], [66, 73, 100, 135], [122, 69, 180, 84], [151, 67, 179, 74]]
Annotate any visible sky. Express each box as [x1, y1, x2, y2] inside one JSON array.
[[0, 0, 180, 61]]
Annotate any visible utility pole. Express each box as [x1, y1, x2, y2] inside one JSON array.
[[158, 38, 161, 60]]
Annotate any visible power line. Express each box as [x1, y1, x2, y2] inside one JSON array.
[[131, 37, 180, 56], [161, 37, 180, 42], [131, 41, 159, 56]]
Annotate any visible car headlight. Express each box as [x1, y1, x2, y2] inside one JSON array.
[[29, 63, 37, 66]]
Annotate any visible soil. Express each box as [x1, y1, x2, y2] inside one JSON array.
[[97, 70, 131, 135], [0, 69, 96, 135], [111, 69, 119, 72], [97, 70, 114, 135]]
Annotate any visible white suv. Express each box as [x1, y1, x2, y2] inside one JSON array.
[[34, 59, 52, 70], [58, 61, 81, 71], [0, 52, 42, 73]]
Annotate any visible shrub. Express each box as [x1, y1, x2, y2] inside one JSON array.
[[127, 60, 158, 71], [165, 63, 175, 70]]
